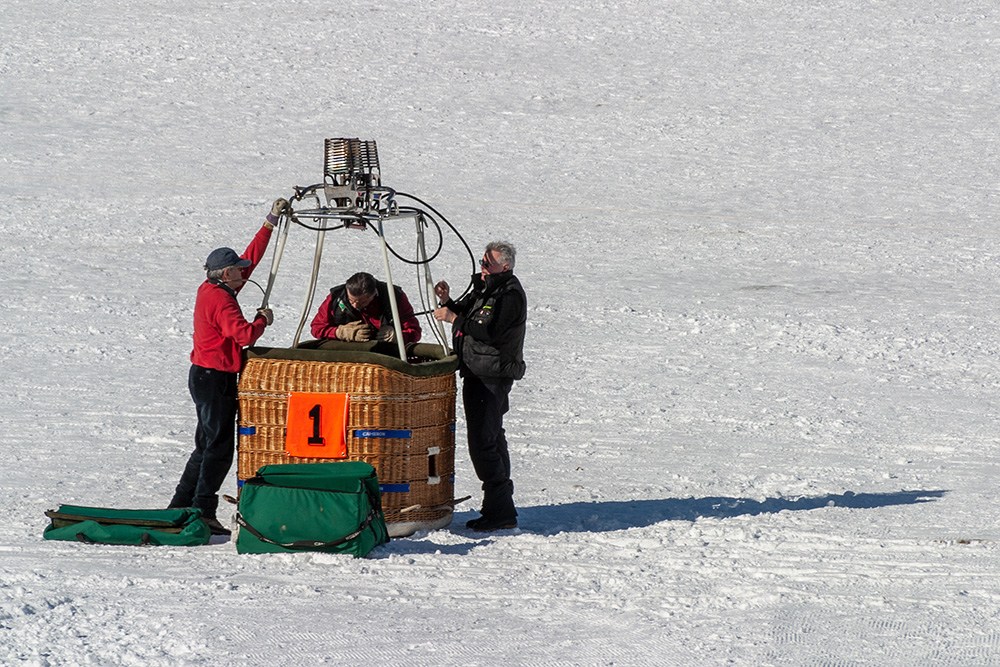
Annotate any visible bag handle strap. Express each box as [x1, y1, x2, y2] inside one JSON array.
[[75, 532, 152, 546], [236, 506, 380, 550], [235, 486, 383, 550]]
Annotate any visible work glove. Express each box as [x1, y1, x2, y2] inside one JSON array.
[[376, 326, 396, 343], [335, 320, 375, 342], [257, 308, 274, 326], [265, 199, 289, 230], [271, 198, 290, 217]]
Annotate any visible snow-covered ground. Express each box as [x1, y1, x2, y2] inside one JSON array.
[[4, 1, 1000, 664]]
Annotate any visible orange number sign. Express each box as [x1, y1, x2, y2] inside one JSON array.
[[285, 392, 349, 458]]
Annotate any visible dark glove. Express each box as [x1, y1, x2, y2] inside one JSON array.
[[335, 321, 375, 342], [376, 326, 396, 343], [434, 280, 450, 305], [256, 308, 274, 326]]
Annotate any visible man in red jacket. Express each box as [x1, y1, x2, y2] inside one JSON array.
[[310, 271, 421, 345], [168, 199, 285, 536]]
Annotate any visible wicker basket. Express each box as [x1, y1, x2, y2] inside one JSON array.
[[237, 343, 458, 536]]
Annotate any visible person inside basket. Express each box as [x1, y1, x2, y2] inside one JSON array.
[[433, 241, 526, 532], [168, 199, 285, 537], [310, 271, 421, 345]]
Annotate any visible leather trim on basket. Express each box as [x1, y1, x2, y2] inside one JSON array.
[[246, 342, 458, 377]]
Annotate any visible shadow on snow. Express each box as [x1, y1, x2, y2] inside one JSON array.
[[378, 489, 947, 555], [516, 489, 948, 535]]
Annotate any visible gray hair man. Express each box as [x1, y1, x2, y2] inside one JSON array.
[[434, 241, 526, 531]]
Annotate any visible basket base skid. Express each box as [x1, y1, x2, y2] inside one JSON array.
[[386, 510, 453, 537]]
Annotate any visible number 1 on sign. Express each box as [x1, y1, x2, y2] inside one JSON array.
[[308, 404, 325, 445]]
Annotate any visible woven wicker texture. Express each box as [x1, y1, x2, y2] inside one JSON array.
[[238, 441, 454, 480], [240, 392, 455, 430], [240, 358, 455, 396], [237, 354, 457, 528]]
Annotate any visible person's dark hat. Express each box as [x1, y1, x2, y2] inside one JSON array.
[[205, 247, 252, 271]]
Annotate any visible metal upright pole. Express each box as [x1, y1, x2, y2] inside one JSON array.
[[260, 211, 290, 311], [293, 220, 327, 347], [415, 213, 450, 353], [377, 218, 407, 361]]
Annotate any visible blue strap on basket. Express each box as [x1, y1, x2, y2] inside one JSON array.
[[354, 429, 411, 439]]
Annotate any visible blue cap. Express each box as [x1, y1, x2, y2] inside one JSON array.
[[205, 247, 252, 271]]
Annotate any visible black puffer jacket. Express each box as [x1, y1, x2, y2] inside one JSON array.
[[445, 271, 526, 380]]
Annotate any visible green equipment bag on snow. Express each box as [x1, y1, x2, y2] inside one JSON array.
[[236, 461, 389, 558], [43, 505, 211, 546]]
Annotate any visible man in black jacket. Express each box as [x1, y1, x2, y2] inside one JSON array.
[[434, 241, 526, 532]]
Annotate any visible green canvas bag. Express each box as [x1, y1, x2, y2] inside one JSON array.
[[43, 505, 211, 546], [236, 461, 389, 558]]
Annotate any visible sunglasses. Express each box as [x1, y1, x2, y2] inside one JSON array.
[[480, 253, 504, 269]]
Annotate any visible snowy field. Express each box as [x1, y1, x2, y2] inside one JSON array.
[[4, 1, 1000, 664]]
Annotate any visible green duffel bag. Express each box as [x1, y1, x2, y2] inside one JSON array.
[[43, 505, 211, 546], [236, 461, 389, 558]]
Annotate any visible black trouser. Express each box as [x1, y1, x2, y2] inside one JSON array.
[[462, 376, 516, 520], [170, 365, 239, 519]]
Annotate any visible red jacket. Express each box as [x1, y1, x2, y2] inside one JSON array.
[[310, 284, 421, 343], [190, 223, 273, 372]]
